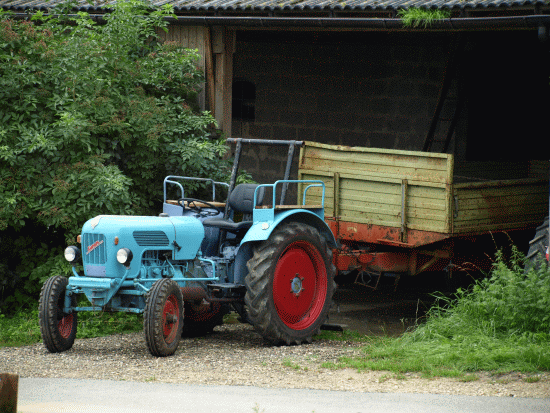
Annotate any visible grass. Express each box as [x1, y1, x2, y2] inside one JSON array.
[[2, 247, 549, 383], [398, 8, 451, 28], [322, 248, 550, 379], [315, 328, 372, 343], [523, 376, 542, 383], [0, 308, 143, 347], [282, 358, 303, 370]]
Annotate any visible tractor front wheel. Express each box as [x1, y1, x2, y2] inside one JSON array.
[[144, 279, 184, 357], [245, 222, 336, 345], [39, 275, 77, 353]]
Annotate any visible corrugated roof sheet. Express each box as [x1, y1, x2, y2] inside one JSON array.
[[0, 0, 546, 12]]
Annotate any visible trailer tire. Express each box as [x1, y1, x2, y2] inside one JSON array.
[[39, 276, 77, 353], [245, 222, 336, 345], [144, 279, 183, 357], [181, 301, 228, 337], [526, 216, 549, 272]]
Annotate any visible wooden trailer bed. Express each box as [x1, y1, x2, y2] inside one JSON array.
[[298, 142, 548, 252]]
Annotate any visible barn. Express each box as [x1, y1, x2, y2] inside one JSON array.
[[2, 0, 549, 183]]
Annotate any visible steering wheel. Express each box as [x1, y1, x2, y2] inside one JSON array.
[[178, 198, 222, 217]]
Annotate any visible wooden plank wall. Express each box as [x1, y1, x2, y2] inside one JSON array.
[[158, 26, 206, 110], [298, 142, 453, 234]]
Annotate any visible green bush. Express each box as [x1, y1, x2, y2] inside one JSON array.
[[0, 0, 228, 313]]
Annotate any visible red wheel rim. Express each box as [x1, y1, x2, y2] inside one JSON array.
[[162, 294, 180, 344], [272, 241, 328, 330], [58, 314, 74, 339]]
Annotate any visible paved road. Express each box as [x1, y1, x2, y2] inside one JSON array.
[[17, 378, 549, 413]]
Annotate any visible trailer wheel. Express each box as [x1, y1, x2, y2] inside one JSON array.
[[144, 279, 183, 357], [526, 216, 549, 271], [245, 222, 336, 345], [181, 301, 228, 337], [39, 275, 77, 353]]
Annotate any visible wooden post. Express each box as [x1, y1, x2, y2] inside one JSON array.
[[400, 179, 408, 243], [212, 26, 235, 135], [204, 27, 216, 115], [0, 373, 18, 413]]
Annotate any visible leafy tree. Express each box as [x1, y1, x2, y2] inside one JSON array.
[[0, 0, 227, 313]]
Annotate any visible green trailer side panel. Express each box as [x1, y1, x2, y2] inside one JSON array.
[[299, 142, 452, 184], [298, 141, 548, 244], [299, 142, 453, 235], [453, 179, 549, 233]]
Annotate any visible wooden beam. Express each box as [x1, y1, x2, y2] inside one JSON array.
[[204, 27, 216, 114], [0, 373, 18, 413], [212, 27, 235, 135]]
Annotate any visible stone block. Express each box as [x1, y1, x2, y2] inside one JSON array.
[[368, 132, 398, 149]]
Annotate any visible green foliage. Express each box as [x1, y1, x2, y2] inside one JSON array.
[[0, 309, 41, 346], [75, 311, 144, 339], [315, 329, 371, 343], [0, 1, 227, 313], [0, 308, 143, 347], [398, 8, 451, 28], [418, 248, 550, 339], [324, 248, 550, 375]]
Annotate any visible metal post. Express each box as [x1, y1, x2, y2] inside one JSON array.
[[279, 142, 296, 205], [225, 138, 304, 207], [225, 138, 242, 219]]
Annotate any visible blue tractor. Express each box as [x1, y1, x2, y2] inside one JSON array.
[[38, 139, 337, 357]]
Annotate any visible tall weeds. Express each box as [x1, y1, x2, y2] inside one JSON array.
[[327, 247, 550, 374], [414, 247, 550, 341]]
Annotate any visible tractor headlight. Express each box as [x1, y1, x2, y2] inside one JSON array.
[[116, 248, 133, 266], [64, 246, 81, 263]]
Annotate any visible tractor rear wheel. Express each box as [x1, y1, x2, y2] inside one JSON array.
[[526, 216, 549, 271], [245, 222, 336, 345], [144, 279, 184, 357], [39, 276, 77, 353]]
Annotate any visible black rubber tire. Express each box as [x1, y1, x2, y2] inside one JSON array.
[[525, 216, 549, 271], [144, 279, 184, 357], [244, 222, 336, 345], [39, 276, 77, 353], [181, 301, 228, 337]]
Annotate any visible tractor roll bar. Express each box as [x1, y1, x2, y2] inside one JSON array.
[[225, 138, 304, 218]]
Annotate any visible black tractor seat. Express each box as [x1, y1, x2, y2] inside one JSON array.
[[202, 184, 265, 234]]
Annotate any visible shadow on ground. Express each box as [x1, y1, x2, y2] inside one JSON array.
[[327, 273, 450, 337]]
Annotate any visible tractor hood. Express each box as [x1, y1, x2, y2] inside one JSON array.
[[82, 215, 205, 263]]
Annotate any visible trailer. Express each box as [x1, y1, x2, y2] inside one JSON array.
[[298, 141, 549, 287]]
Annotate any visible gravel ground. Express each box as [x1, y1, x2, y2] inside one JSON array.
[[1, 323, 549, 398]]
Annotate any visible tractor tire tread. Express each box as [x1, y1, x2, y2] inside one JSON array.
[[525, 216, 549, 269], [244, 222, 336, 345], [144, 278, 184, 357], [38, 275, 77, 353]]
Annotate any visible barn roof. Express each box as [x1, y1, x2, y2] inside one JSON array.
[[1, 0, 548, 14]]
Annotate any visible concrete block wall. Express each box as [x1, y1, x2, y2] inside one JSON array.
[[231, 31, 452, 186]]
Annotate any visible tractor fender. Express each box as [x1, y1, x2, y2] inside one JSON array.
[[240, 209, 337, 249]]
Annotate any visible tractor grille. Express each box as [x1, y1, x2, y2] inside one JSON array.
[[133, 231, 170, 247], [83, 233, 107, 264]]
